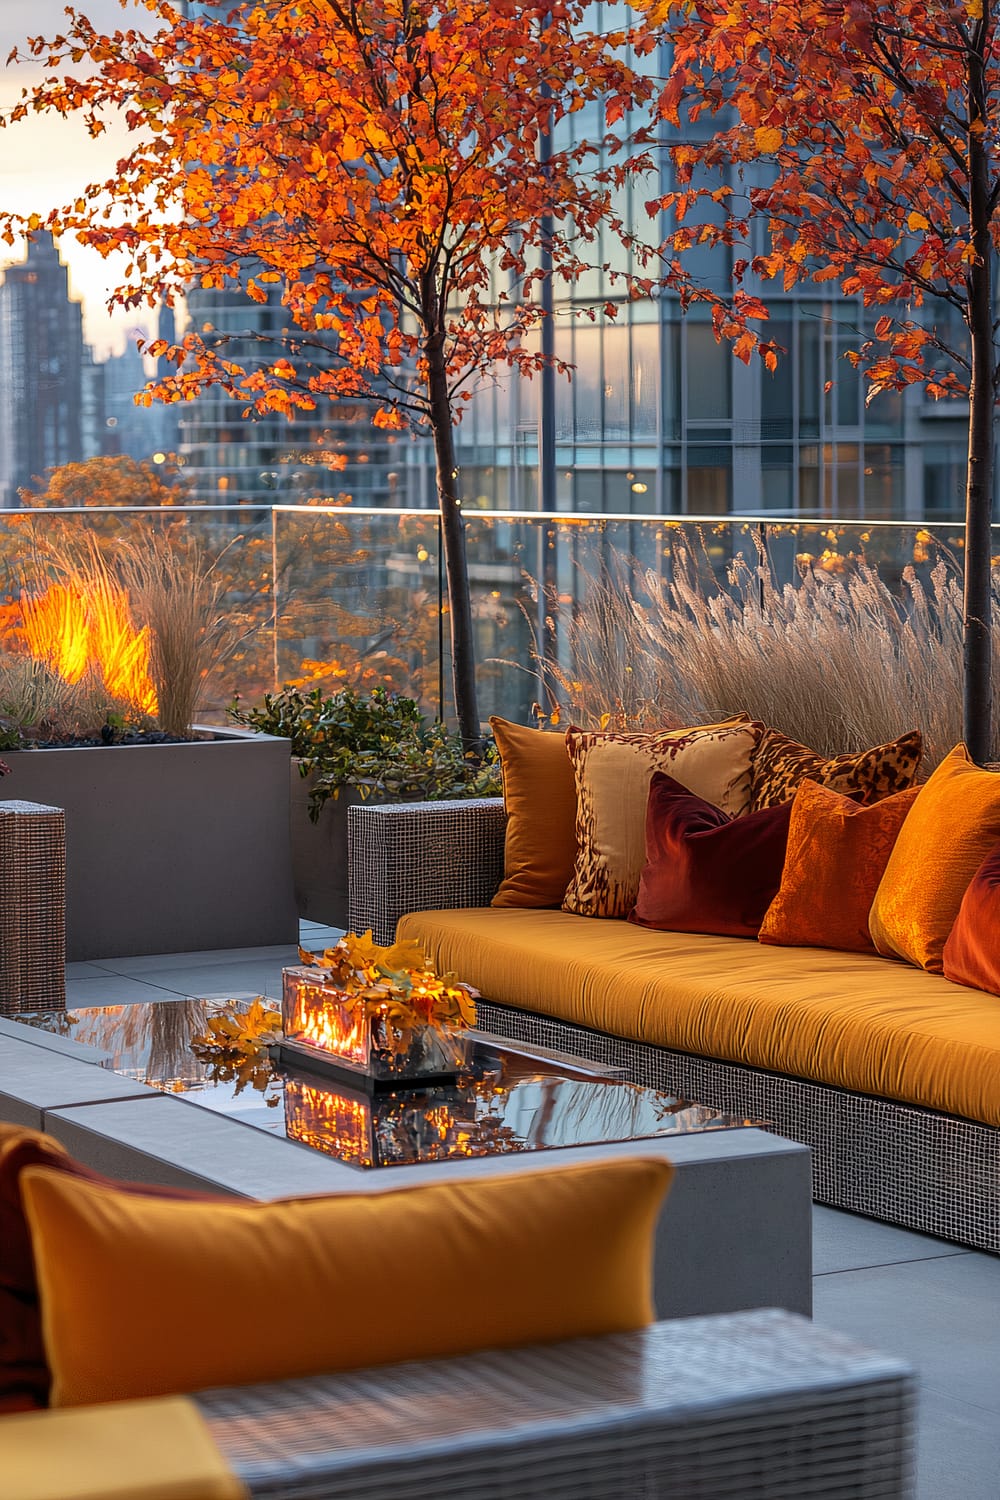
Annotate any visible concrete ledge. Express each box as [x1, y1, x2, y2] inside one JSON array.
[[0, 1033, 155, 1127], [0, 1016, 114, 1067]]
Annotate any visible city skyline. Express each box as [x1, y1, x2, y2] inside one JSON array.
[[0, 0, 154, 356]]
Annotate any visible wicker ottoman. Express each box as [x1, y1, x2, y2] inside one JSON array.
[[0, 799, 66, 1013], [198, 1308, 914, 1499]]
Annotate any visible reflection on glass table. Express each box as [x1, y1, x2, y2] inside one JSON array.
[[15, 1000, 753, 1170]]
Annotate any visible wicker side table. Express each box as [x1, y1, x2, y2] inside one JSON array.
[[0, 800, 66, 1013]]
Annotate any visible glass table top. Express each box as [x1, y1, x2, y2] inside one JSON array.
[[15, 998, 751, 1169]]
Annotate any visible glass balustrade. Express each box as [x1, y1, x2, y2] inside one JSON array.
[[0, 502, 995, 736]]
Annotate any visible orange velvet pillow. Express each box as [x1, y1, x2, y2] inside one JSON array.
[[489, 717, 578, 908], [759, 780, 920, 953], [23, 1157, 671, 1407], [943, 842, 1000, 995], [869, 745, 1000, 972]]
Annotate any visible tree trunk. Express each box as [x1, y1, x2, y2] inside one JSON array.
[[424, 332, 482, 749], [964, 45, 994, 767]]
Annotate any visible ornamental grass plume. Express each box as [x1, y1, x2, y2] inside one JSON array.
[[527, 535, 998, 772]]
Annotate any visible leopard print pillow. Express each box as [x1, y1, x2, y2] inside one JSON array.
[[562, 721, 761, 919], [750, 728, 923, 812]]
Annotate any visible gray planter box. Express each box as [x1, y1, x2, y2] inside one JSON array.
[[289, 766, 362, 929], [3, 728, 297, 961]]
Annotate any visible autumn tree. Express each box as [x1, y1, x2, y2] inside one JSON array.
[[18, 454, 189, 508], [2, 0, 653, 746], [637, 0, 1000, 762]]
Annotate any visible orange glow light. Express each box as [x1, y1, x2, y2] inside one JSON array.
[[19, 579, 157, 716], [285, 1076, 373, 1166]]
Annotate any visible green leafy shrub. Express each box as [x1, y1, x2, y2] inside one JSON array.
[[229, 685, 500, 818]]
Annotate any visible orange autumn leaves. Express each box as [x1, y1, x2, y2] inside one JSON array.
[[3, 0, 990, 415], [637, 0, 994, 400], [1, 0, 656, 432]]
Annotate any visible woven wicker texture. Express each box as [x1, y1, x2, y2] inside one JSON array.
[[197, 1309, 913, 1500], [479, 998, 1000, 1253], [0, 800, 66, 1013], [348, 800, 505, 943]]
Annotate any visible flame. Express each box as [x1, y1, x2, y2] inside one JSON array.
[[285, 1077, 373, 1167], [19, 578, 157, 716], [284, 975, 371, 1066]]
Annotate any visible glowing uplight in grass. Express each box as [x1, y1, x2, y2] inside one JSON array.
[[18, 577, 157, 717]]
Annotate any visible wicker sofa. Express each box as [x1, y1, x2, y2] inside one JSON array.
[[349, 798, 1000, 1254]]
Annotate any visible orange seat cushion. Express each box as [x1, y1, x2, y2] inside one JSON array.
[[869, 745, 1000, 972], [760, 780, 919, 954], [23, 1157, 671, 1408], [0, 1396, 247, 1500], [398, 905, 1000, 1126]]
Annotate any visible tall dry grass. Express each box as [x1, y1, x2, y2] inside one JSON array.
[[15, 533, 241, 738], [116, 534, 231, 737], [528, 539, 994, 772]]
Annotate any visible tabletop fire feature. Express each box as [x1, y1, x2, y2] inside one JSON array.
[[278, 931, 478, 1092]]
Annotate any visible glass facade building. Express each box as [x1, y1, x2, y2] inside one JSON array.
[[0, 234, 85, 508], [175, 1, 971, 521], [430, 9, 972, 524]]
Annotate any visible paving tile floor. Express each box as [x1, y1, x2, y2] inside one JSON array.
[[58, 924, 1000, 1500]]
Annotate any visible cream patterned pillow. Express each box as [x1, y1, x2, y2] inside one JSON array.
[[562, 721, 760, 919]]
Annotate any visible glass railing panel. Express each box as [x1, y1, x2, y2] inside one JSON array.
[[764, 519, 970, 590], [0, 505, 274, 730], [5, 505, 998, 761], [271, 507, 444, 720], [462, 514, 782, 729]]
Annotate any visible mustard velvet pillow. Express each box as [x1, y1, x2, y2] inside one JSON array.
[[489, 717, 578, 908], [22, 1157, 672, 1408], [0, 1396, 246, 1500], [869, 745, 1000, 972], [562, 720, 759, 919]]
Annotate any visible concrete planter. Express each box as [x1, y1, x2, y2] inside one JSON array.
[[3, 728, 297, 961], [289, 766, 363, 929]]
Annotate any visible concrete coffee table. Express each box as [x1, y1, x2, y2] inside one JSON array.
[[0, 997, 812, 1321]]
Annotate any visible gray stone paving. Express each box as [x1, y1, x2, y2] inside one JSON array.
[[8, 921, 999, 1497]]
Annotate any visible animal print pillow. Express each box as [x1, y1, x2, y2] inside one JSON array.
[[749, 728, 923, 812], [562, 720, 761, 919]]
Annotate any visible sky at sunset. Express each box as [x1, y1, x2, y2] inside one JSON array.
[[0, 0, 159, 356]]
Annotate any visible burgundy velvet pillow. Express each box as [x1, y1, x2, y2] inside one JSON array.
[[943, 841, 1000, 995], [630, 773, 794, 937], [0, 1130, 221, 1412]]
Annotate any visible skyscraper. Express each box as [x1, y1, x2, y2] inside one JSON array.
[[0, 233, 86, 508], [169, 0, 402, 508]]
